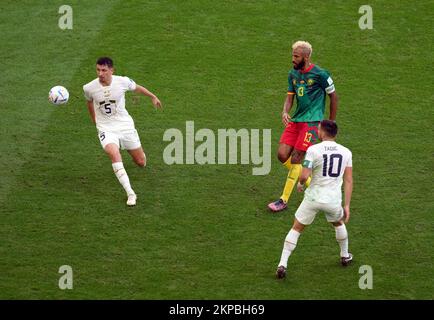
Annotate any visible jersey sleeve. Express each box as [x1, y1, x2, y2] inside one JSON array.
[[302, 147, 315, 169], [346, 150, 353, 168], [123, 76, 137, 91], [83, 85, 92, 101], [287, 73, 295, 95], [319, 70, 335, 94]]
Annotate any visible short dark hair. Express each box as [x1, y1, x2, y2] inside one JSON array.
[[320, 120, 338, 138], [96, 57, 113, 68]]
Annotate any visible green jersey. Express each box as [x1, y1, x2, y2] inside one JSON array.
[[287, 64, 335, 122]]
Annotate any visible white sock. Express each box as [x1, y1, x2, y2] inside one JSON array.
[[335, 224, 349, 257], [278, 229, 301, 268], [112, 162, 134, 196]]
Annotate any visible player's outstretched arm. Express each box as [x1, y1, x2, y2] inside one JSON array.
[[134, 85, 162, 109], [343, 166, 353, 223], [86, 100, 96, 124], [328, 91, 338, 121]]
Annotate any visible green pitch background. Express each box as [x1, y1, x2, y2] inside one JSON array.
[[0, 0, 432, 299]]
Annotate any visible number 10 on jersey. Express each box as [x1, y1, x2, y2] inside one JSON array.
[[322, 154, 343, 177]]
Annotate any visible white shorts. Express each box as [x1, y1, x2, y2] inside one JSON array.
[[295, 199, 344, 225], [97, 129, 141, 150]]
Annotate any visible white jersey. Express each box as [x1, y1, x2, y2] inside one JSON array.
[[83, 75, 137, 132], [303, 140, 352, 204]]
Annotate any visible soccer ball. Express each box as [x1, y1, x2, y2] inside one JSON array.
[[48, 86, 69, 105]]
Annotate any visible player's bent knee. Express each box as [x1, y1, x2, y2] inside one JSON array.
[[292, 219, 306, 233], [277, 151, 290, 163], [331, 221, 343, 227], [277, 144, 292, 163]]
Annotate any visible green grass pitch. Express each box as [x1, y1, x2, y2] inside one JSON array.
[[0, 0, 432, 299]]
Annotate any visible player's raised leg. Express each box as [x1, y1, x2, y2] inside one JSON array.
[[104, 143, 137, 206], [280, 149, 304, 202], [122, 129, 146, 168], [268, 143, 294, 212], [268, 148, 305, 212], [275, 122, 319, 211]]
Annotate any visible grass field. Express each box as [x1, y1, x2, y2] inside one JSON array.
[[0, 0, 433, 299]]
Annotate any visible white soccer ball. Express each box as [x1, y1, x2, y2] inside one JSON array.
[[48, 85, 69, 105]]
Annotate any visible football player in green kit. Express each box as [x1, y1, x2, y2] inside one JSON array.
[[268, 41, 339, 212]]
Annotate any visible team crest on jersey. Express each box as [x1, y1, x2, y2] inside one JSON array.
[[307, 79, 314, 86], [99, 99, 117, 117]]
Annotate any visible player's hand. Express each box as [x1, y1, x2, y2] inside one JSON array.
[[282, 112, 291, 126], [152, 96, 162, 109], [297, 182, 304, 192], [343, 205, 350, 223]]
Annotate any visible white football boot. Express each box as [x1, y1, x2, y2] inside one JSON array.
[[127, 193, 137, 206]]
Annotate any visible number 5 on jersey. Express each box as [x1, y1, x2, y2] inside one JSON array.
[[99, 132, 105, 141], [99, 99, 117, 116]]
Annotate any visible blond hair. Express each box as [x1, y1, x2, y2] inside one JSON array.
[[292, 41, 312, 58]]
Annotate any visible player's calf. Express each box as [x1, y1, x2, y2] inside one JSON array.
[[128, 148, 146, 167], [134, 157, 146, 167], [333, 223, 351, 265], [112, 162, 135, 196]]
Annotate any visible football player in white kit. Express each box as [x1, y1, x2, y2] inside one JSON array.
[[276, 120, 353, 279], [83, 57, 162, 206]]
